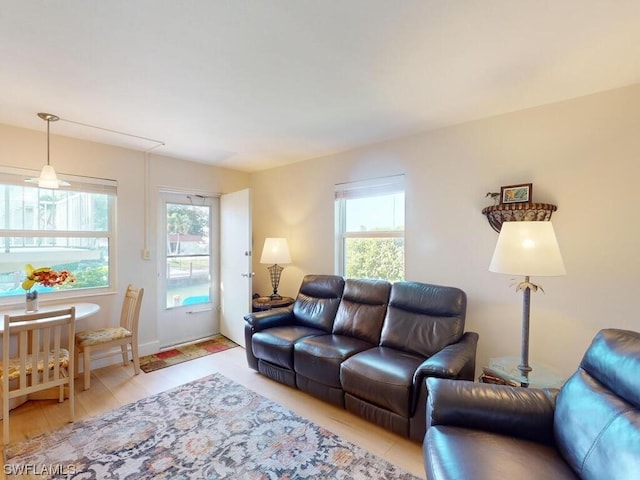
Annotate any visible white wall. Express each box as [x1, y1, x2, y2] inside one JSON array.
[[0, 123, 249, 364], [250, 83, 640, 379], [3, 83, 638, 377]]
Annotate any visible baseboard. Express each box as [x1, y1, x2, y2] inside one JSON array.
[[79, 339, 160, 372]]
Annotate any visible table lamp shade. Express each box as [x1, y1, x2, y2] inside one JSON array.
[[489, 221, 566, 277], [260, 238, 291, 265]]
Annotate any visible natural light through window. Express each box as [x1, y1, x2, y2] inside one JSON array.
[[335, 175, 405, 281], [0, 168, 116, 302], [165, 201, 212, 309]]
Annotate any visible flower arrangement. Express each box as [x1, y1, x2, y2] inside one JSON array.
[[21, 264, 76, 291]]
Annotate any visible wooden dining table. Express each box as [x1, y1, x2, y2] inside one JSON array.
[[0, 302, 100, 331], [0, 302, 101, 416]]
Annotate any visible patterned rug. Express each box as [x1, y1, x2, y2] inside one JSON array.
[[4, 373, 420, 479], [139, 336, 238, 373]]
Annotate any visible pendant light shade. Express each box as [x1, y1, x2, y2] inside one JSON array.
[[25, 112, 70, 188]]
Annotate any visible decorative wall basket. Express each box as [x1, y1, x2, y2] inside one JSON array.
[[481, 203, 557, 233]]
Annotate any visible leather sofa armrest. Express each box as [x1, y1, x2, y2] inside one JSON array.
[[426, 377, 559, 445], [244, 306, 295, 332], [414, 332, 479, 385]]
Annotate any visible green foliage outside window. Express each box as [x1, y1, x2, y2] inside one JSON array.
[[71, 265, 109, 289], [345, 238, 404, 281]]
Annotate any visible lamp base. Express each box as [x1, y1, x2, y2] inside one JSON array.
[[519, 277, 533, 387], [517, 363, 533, 387], [267, 264, 284, 301]]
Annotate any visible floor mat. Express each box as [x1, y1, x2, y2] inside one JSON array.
[[139, 335, 238, 373]]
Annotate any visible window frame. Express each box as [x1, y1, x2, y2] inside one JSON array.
[[160, 191, 218, 311], [334, 174, 405, 280], [0, 166, 117, 305]]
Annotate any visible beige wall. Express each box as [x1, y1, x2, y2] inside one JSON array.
[[2, 82, 638, 376], [250, 83, 640, 379], [0, 123, 250, 362]]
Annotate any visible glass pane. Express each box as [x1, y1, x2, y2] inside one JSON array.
[[0, 236, 109, 297], [165, 203, 211, 308], [0, 185, 110, 231], [345, 192, 404, 232], [166, 255, 211, 308], [344, 237, 405, 281]]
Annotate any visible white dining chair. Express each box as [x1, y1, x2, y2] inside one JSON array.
[[1, 306, 76, 445], [75, 285, 144, 390]]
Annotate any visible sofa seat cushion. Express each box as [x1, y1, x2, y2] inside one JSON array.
[[425, 426, 578, 480], [294, 334, 374, 388], [340, 346, 423, 417], [252, 326, 326, 370]]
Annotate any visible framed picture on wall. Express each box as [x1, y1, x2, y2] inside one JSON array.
[[500, 183, 532, 204]]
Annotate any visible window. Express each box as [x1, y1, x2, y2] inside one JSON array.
[[335, 175, 405, 281], [0, 167, 116, 303], [164, 197, 214, 309]]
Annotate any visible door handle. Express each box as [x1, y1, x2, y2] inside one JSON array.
[[241, 272, 255, 278]]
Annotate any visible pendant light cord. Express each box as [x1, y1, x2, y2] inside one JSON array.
[[46, 117, 51, 166]]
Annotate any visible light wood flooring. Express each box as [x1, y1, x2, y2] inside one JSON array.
[[1, 346, 424, 478]]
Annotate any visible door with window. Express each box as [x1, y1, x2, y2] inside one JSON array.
[[158, 192, 219, 348]]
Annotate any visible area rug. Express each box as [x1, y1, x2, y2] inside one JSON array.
[[139, 335, 238, 373], [4, 373, 420, 479]]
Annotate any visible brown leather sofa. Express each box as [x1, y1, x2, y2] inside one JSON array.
[[423, 328, 640, 479], [244, 274, 479, 441]]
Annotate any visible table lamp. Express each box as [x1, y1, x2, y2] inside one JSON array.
[[260, 238, 291, 300], [489, 221, 566, 385]]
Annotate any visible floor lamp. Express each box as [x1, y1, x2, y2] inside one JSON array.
[[489, 221, 566, 386], [260, 238, 291, 300]]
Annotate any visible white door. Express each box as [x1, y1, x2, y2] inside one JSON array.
[[220, 188, 253, 347]]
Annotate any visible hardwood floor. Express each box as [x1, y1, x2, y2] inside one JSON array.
[[1, 346, 424, 477]]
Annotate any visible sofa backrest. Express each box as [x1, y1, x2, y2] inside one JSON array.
[[380, 281, 466, 357], [293, 274, 345, 332], [554, 328, 640, 480], [332, 278, 391, 344]]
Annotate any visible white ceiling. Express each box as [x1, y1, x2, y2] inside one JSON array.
[[2, 1, 640, 172]]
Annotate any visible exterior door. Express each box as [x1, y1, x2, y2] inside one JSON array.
[[157, 191, 219, 348], [220, 188, 253, 347]]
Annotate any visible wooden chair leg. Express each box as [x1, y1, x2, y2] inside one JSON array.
[[120, 345, 128, 366], [74, 344, 79, 379], [131, 342, 140, 375], [69, 372, 75, 422], [3, 393, 9, 445], [83, 347, 92, 390]]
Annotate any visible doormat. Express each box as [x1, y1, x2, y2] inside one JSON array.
[[139, 335, 239, 373]]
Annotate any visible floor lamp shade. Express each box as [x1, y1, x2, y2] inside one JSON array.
[[489, 221, 565, 385], [260, 238, 291, 299], [489, 221, 566, 276]]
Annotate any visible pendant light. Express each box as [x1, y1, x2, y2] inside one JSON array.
[[25, 112, 70, 188]]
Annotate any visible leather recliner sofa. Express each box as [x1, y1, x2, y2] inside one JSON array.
[[244, 274, 479, 442], [423, 328, 640, 479]]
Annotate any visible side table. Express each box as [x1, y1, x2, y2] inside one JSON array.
[[252, 296, 294, 312], [479, 356, 565, 388]]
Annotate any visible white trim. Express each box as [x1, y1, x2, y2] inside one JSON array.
[[335, 174, 404, 199]]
